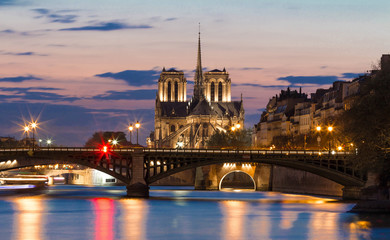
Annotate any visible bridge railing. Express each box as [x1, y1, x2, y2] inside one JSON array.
[[0, 147, 352, 156], [142, 148, 352, 155]]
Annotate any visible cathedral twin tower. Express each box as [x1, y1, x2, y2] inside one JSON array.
[[154, 32, 244, 148], [158, 33, 232, 103]]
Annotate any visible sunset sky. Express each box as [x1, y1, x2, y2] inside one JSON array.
[[1, 0, 389, 146]]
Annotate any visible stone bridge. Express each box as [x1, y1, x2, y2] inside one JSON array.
[[0, 147, 365, 199]]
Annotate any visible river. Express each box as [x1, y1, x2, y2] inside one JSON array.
[[0, 185, 389, 240]]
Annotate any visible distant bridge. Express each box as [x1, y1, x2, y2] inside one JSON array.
[[0, 147, 365, 199]]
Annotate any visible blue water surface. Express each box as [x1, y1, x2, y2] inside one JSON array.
[[0, 185, 388, 240]]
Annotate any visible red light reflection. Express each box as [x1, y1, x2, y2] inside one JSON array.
[[92, 198, 114, 240]]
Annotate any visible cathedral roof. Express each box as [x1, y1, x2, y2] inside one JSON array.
[[208, 69, 224, 73], [211, 102, 242, 117], [160, 102, 188, 117], [190, 99, 216, 116]]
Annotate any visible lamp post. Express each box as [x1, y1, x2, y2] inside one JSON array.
[[128, 124, 134, 145], [111, 139, 118, 148], [30, 122, 37, 150], [135, 121, 140, 145], [47, 139, 52, 148], [23, 125, 30, 147], [327, 126, 333, 153], [316, 126, 321, 149], [39, 139, 42, 147]]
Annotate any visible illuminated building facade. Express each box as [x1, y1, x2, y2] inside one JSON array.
[[153, 32, 244, 148]]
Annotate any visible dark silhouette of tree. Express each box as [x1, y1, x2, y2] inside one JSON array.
[[338, 64, 390, 198], [85, 131, 129, 147], [207, 129, 252, 149]]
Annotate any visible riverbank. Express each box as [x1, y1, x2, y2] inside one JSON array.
[[349, 200, 390, 213]]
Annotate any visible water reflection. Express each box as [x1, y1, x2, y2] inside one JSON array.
[[279, 210, 298, 230], [221, 200, 248, 239], [120, 199, 148, 240], [3, 187, 390, 240], [92, 198, 114, 240], [12, 197, 45, 240]]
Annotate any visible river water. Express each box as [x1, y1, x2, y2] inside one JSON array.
[[0, 185, 389, 240]]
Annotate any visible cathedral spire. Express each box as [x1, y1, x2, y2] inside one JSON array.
[[193, 23, 204, 100], [194, 24, 203, 84]]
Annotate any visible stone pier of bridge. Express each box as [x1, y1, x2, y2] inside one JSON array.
[[126, 149, 149, 197]]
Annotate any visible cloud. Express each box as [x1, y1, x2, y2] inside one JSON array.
[[47, 44, 66, 47], [0, 51, 48, 56], [95, 69, 160, 86], [0, 87, 80, 102], [32, 8, 78, 23], [0, 75, 42, 82], [0, 0, 18, 6], [165, 18, 177, 21], [92, 90, 156, 100], [0, 87, 62, 93], [33, 8, 50, 15], [340, 72, 366, 79], [60, 22, 152, 31], [0, 29, 33, 36], [277, 72, 365, 85], [239, 67, 263, 71], [277, 75, 339, 85], [232, 83, 289, 89], [0, 29, 15, 34]]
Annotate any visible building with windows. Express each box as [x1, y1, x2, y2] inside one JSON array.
[[252, 54, 390, 148], [152, 33, 244, 148]]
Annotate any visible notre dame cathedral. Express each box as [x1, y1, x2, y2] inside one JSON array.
[[152, 32, 245, 148]]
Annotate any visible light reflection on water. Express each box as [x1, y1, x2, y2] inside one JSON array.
[[0, 186, 388, 240], [12, 197, 45, 240]]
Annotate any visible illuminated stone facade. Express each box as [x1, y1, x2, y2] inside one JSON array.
[[252, 54, 390, 147], [153, 33, 244, 148]]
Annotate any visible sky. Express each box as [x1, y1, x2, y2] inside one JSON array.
[[1, 0, 389, 146]]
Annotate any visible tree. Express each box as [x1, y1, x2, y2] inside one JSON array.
[[85, 131, 129, 147], [338, 65, 390, 197], [206, 128, 252, 149]]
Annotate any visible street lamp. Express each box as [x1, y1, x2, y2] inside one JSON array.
[[231, 126, 236, 131], [39, 139, 42, 147], [128, 124, 134, 145], [23, 125, 30, 147], [47, 139, 52, 148], [235, 123, 241, 129], [327, 126, 333, 153], [30, 121, 37, 150], [111, 139, 118, 148], [135, 121, 140, 145], [316, 126, 321, 149]]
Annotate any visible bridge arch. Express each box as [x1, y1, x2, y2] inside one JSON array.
[[0, 152, 132, 185], [144, 150, 365, 189], [219, 170, 256, 191]]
